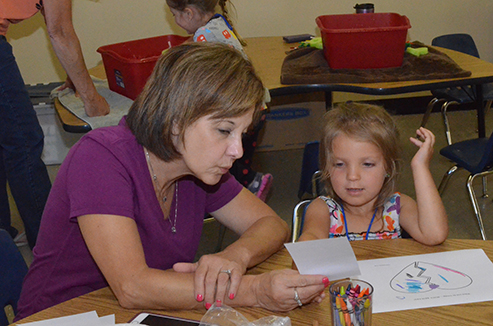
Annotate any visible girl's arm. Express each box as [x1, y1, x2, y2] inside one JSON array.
[[297, 197, 332, 242], [400, 127, 448, 245], [78, 213, 326, 312]]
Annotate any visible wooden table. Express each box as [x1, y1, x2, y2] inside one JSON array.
[[56, 37, 493, 135], [14, 239, 493, 326]]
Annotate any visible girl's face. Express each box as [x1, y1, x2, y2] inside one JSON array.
[[169, 7, 206, 35], [328, 133, 387, 210], [175, 110, 254, 185]]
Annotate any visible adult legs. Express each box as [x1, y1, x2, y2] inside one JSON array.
[[0, 36, 51, 249]]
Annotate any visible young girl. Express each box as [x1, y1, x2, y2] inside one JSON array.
[[297, 102, 448, 246], [166, 0, 273, 201]]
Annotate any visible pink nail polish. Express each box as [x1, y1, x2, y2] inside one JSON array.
[[322, 277, 329, 287], [229, 293, 235, 300], [216, 299, 222, 307], [196, 294, 203, 302], [205, 302, 212, 310]]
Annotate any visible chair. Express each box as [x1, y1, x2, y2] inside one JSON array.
[[420, 33, 493, 145], [0, 229, 28, 326], [298, 141, 323, 200], [291, 199, 311, 242], [437, 130, 493, 240]]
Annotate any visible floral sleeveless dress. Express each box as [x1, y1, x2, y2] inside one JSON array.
[[321, 193, 402, 241]]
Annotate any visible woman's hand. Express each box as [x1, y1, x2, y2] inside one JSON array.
[[58, 76, 110, 117], [252, 269, 329, 312], [173, 251, 247, 309]]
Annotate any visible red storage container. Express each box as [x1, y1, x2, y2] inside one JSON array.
[[97, 35, 190, 100], [315, 13, 411, 69]]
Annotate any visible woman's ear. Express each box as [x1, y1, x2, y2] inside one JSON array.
[[171, 120, 180, 136]]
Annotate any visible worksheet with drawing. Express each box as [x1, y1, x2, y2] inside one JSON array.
[[357, 249, 493, 313]]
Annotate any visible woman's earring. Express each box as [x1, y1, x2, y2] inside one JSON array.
[[385, 173, 391, 178]]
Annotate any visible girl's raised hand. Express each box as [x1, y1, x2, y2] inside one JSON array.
[[409, 127, 436, 168]]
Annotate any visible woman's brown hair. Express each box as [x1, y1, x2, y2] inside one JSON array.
[[126, 42, 264, 162]]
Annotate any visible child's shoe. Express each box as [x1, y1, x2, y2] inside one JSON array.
[[248, 173, 273, 202]]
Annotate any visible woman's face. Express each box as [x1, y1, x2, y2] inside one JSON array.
[[176, 109, 255, 185], [328, 133, 387, 210]]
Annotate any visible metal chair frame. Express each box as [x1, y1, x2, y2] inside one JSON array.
[[420, 33, 493, 146], [291, 199, 311, 243], [438, 166, 492, 240]]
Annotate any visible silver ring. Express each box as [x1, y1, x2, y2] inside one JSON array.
[[219, 270, 232, 276], [294, 288, 303, 307]]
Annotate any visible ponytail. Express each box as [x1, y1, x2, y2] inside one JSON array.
[[218, 0, 246, 46]]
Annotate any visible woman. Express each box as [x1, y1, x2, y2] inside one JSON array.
[[15, 43, 328, 320]]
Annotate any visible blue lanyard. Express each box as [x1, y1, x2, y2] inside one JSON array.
[[341, 204, 378, 241]]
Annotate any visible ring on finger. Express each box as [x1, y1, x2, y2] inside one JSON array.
[[219, 269, 232, 276], [294, 288, 303, 307]]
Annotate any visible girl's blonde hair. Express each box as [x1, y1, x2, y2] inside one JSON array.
[[166, 0, 246, 45], [126, 42, 264, 162], [320, 102, 402, 209]]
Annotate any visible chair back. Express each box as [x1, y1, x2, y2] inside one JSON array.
[[431, 33, 480, 58], [298, 141, 320, 199], [291, 200, 311, 242], [477, 130, 493, 173], [0, 229, 28, 326]]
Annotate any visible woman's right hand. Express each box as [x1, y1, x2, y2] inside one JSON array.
[[252, 269, 329, 312]]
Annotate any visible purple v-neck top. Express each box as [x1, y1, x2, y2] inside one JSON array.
[[16, 118, 242, 320]]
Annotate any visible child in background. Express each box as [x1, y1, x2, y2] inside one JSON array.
[[166, 0, 272, 201], [166, 0, 273, 201], [297, 102, 448, 246]]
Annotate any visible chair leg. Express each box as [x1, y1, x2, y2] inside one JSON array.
[[466, 174, 488, 240], [482, 176, 489, 198], [484, 100, 492, 117], [441, 101, 459, 146], [420, 98, 445, 128], [438, 165, 460, 195]]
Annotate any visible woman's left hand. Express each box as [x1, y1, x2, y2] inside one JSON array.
[[173, 252, 247, 308]]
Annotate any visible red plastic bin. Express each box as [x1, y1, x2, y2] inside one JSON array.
[[97, 35, 190, 100], [315, 13, 411, 69]]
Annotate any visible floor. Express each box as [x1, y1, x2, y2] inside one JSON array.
[[11, 106, 493, 265]]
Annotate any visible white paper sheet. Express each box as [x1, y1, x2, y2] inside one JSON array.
[[357, 249, 493, 313], [285, 238, 361, 280], [17, 311, 119, 326]]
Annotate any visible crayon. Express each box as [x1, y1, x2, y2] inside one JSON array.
[[339, 297, 352, 326], [336, 297, 346, 326], [347, 298, 359, 326]]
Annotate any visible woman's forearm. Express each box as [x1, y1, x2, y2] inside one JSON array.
[[221, 215, 290, 269], [113, 267, 259, 310]]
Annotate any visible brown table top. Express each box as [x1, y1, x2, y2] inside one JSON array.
[[14, 239, 493, 326]]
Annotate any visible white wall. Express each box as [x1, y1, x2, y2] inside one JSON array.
[[7, 0, 493, 84]]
